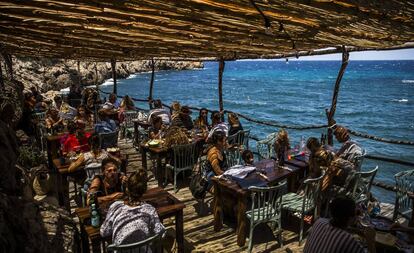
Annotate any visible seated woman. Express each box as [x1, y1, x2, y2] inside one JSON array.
[[242, 150, 254, 166], [194, 108, 209, 131], [87, 157, 127, 206], [60, 121, 90, 155], [103, 93, 120, 110], [170, 101, 181, 122], [68, 134, 120, 173], [306, 137, 324, 178], [100, 169, 165, 246], [171, 106, 193, 130], [95, 109, 117, 134], [74, 105, 94, 129], [273, 128, 290, 163], [228, 113, 243, 136], [164, 126, 190, 149], [206, 131, 228, 187], [45, 107, 65, 133], [118, 95, 136, 123], [148, 116, 165, 140]]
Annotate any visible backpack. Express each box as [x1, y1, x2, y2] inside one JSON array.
[[189, 170, 208, 199]]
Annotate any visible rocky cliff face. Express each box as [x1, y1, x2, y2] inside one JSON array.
[[13, 57, 204, 92]]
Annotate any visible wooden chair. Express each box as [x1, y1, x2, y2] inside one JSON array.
[[393, 169, 414, 222], [99, 130, 119, 149], [107, 230, 165, 253], [282, 171, 325, 245], [246, 181, 286, 253], [165, 143, 197, 192], [351, 166, 378, 205]]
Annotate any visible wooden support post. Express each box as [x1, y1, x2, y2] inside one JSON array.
[[94, 63, 99, 92], [0, 60, 3, 89], [218, 58, 225, 121], [111, 59, 117, 95], [148, 58, 155, 109], [77, 60, 81, 89], [326, 47, 349, 145], [1, 53, 13, 81]]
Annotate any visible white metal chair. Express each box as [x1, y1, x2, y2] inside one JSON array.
[[246, 181, 286, 253], [351, 166, 378, 205], [228, 129, 250, 150], [282, 171, 325, 245], [256, 132, 278, 160], [224, 148, 242, 167], [121, 110, 139, 141], [107, 230, 165, 253], [393, 169, 414, 222], [165, 143, 197, 192], [80, 164, 102, 207]]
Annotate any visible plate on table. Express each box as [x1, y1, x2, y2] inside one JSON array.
[[376, 231, 397, 246], [148, 139, 161, 147], [107, 147, 119, 153], [371, 217, 392, 232]]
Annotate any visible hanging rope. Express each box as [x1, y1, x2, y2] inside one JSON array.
[[349, 129, 414, 145], [97, 88, 414, 145]]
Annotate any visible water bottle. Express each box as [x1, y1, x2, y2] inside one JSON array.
[[91, 209, 100, 227], [299, 136, 305, 154]]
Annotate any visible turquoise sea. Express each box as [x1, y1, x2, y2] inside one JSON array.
[[100, 60, 414, 203]]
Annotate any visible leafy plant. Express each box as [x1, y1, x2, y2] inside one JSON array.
[[17, 145, 46, 168]]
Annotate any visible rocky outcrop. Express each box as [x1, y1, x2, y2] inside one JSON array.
[[13, 57, 204, 92]]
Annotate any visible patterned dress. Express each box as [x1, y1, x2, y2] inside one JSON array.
[[100, 201, 165, 248]]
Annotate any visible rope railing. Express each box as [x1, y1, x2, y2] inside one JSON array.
[[97, 88, 414, 146]]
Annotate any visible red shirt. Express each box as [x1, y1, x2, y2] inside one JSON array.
[[61, 132, 91, 154]]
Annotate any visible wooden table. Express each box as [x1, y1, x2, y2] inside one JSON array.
[[75, 187, 186, 253], [212, 157, 308, 247]]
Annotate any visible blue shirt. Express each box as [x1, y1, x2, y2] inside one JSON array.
[[95, 120, 117, 134]]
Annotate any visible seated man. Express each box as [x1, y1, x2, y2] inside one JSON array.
[[148, 99, 171, 125], [100, 169, 165, 246], [304, 196, 376, 253], [87, 157, 127, 206], [103, 93, 120, 110], [53, 95, 77, 120], [171, 106, 193, 130], [95, 109, 117, 134], [207, 111, 228, 140], [334, 125, 364, 170], [148, 116, 165, 140]]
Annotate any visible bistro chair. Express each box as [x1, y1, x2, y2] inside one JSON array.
[[121, 110, 139, 141], [107, 230, 165, 253], [393, 169, 414, 222], [165, 143, 197, 192], [354, 148, 367, 171], [246, 181, 286, 253], [80, 164, 102, 207], [351, 166, 378, 205], [99, 130, 119, 149], [225, 148, 242, 167], [282, 170, 325, 245], [228, 129, 250, 149], [256, 132, 278, 160]]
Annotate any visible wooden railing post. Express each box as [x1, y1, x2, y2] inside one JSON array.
[[111, 59, 117, 95], [218, 58, 225, 121], [148, 58, 155, 109], [326, 47, 349, 145]]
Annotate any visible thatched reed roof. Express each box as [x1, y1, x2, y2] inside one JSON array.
[[0, 0, 413, 61]]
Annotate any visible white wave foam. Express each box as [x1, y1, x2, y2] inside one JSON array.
[[402, 80, 414, 83], [392, 98, 409, 103]]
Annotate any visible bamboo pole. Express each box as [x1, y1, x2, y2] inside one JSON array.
[[94, 62, 99, 93], [111, 58, 117, 95], [218, 58, 225, 121], [148, 58, 155, 109], [326, 47, 349, 145], [77, 60, 81, 89], [0, 60, 3, 89]]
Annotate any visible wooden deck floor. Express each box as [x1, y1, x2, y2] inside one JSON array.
[[68, 138, 399, 253]]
